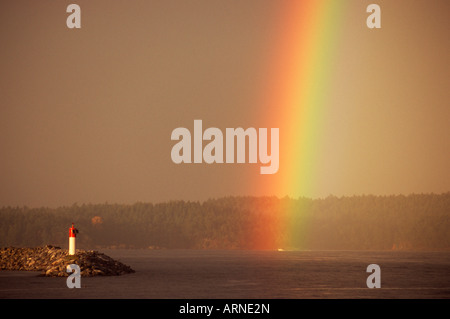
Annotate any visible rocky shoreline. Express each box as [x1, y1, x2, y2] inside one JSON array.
[[0, 245, 135, 277]]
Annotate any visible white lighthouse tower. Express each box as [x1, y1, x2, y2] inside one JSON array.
[[69, 223, 78, 255]]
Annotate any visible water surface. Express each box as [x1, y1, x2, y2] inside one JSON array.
[[1, 250, 449, 299]]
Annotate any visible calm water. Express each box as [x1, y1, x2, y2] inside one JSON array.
[[1, 250, 449, 299]]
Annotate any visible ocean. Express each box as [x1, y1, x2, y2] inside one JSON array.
[[1, 249, 449, 299]]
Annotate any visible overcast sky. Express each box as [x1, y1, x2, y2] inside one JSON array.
[[0, 1, 449, 207]]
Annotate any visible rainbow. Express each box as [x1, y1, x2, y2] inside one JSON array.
[[252, 1, 346, 249]]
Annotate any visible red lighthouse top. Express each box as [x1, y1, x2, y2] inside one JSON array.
[[69, 223, 78, 238]]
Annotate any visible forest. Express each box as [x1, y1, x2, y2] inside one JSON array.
[[0, 193, 449, 251]]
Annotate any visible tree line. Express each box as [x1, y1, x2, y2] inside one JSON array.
[[0, 193, 449, 250]]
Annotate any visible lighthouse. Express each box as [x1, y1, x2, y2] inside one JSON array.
[[69, 223, 79, 255]]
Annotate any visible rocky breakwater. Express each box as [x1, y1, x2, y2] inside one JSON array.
[[0, 245, 135, 277]]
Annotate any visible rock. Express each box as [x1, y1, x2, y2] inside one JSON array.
[[93, 269, 105, 276], [0, 246, 135, 277]]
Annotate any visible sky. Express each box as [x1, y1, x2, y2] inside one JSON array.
[[0, 0, 449, 208]]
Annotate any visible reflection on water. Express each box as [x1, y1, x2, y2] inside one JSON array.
[[1, 250, 449, 298]]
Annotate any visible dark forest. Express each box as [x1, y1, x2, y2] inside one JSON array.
[[1, 193, 448, 251]]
